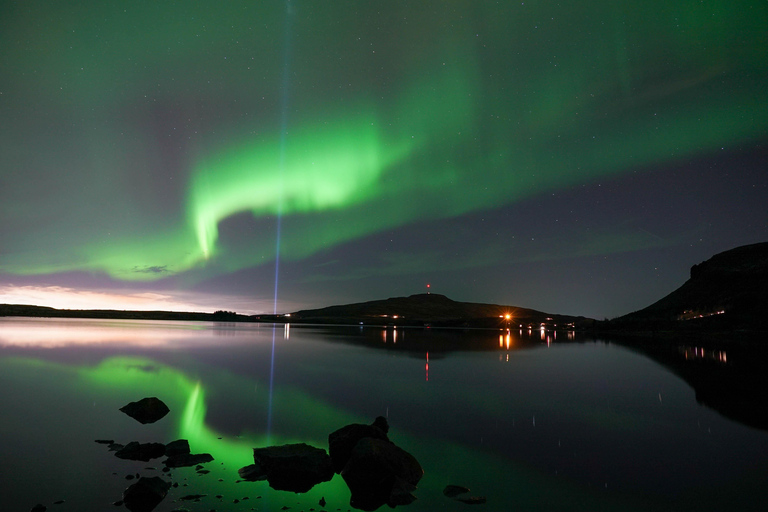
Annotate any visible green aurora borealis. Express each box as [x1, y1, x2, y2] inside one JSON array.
[[1, 1, 766, 316]]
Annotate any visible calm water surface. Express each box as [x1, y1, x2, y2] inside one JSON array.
[[1, 318, 767, 511]]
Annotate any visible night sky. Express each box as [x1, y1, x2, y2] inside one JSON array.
[[1, 1, 766, 318]]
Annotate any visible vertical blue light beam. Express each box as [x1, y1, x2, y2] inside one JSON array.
[[267, 0, 294, 442]]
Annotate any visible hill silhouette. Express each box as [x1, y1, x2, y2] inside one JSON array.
[[610, 242, 768, 333], [291, 293, 591, 328]]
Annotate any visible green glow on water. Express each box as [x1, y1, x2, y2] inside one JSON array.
[[0, 351, 676, 511]]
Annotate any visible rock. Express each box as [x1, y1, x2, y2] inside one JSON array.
[[122, 476, 171, 512], [388, 475, 419, 506], [30, 505, 46, 512], [241, 443, 334, 493], [95, 439, 115, 445], [328, 416, 390, 473], [115, 442, 166, 462], [341, 437, 423, 511], [443, 484, 471, 497], [119, 397, 170, 424], [164, 453, 214, 468], [165, 439, 190, 457]]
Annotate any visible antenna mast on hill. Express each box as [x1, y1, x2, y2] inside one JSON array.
[[426, 283, 431, 294]]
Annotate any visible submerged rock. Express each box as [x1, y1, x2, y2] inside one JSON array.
[[122, 476, 171, 512], [328, 416, 390, 473], [164, 452, 214, 468], [115, 442, 166, 462], [179, 494, 207, 501], [240, 443, 334, 493], [107, 442, 124, 452], [119, 397, 170, 424], [443, 484, 471, 498], [238, 463, 266, 481]]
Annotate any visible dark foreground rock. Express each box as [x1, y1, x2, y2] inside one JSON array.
[[328, 416, 390, 473], [239, 443, 334, 493], [115, 442, 166, 462], [122, 476, 171, 512], [341, 437, 423, 511], [119, 397, 170, 424]]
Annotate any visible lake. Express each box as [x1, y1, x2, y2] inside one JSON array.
[[1, 317, 767, 511]]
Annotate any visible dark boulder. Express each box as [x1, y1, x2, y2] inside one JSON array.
[[115, 442, 166, 462], [122, 476, 171, 512], [341, 437, 423, 510], [328, 416, 389, 473], [30, 505, 46, 512], [119, 397, 170, 424], [240, 443, 334, 493]]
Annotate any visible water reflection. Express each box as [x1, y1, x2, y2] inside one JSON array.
[[0, 317, 262, 347], [617, 340, 768, 432], [3, 319, 768, 512], [679, 345, 728, 363]]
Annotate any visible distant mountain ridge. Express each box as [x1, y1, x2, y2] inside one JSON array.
[[291, 293, 591, 328], [612, 242, 768, 331]]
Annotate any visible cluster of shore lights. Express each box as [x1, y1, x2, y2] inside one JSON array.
[[679, 309, 726, 320]]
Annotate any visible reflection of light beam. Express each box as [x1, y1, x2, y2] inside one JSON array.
[[268, 324, 277, 442]]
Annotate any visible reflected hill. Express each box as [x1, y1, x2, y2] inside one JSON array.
[[607, 242, 768, 334], [600, 242, 768, 431], [290, 293, 592, 329], [617, 339, 768, 432], [302, 323, 572, 359], [310, 323, 768, 432]]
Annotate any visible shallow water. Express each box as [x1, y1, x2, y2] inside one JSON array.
[[1, 317, 767, 511]]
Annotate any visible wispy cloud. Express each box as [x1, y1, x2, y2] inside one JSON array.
[[132, 265, 172, 274]]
